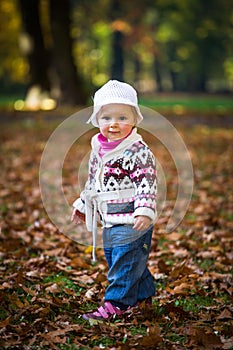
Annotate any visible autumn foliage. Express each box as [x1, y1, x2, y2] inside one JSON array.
[[0, 113, 232, 349]]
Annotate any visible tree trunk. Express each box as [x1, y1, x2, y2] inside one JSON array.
[[50, 0, 87, 105], [134, 55, 141, 83], [110, 0, 124, 81], [168, 44, 179, 91], [154, 58, 163, 92], [111, 30, 124, 81], [18, 0, 50, 92]]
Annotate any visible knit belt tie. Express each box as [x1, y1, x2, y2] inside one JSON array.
[[85, 189, 135, 261]]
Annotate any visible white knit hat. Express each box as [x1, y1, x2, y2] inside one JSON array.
[[87, 80, 143, 127]]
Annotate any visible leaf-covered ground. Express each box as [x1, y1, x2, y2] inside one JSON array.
[[0, 112, 232, 350]]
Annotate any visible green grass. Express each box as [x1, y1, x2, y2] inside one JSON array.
[[0, 204, 8, 215], [0, 94, 24, 107], [166, 333, 186, 344], [140, 95, 233, 112], [174, 294, 219, 313], [43, 272, 84, 296], [89, 336, 115, 348], [195, 258, 215, 271], [0, 306, 8, 320], [129, 324, 148, 336], [59, 345, 80, 350], [1, 93, 233, 113]]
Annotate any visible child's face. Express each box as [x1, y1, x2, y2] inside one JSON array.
[[97, 103, 136, 142]]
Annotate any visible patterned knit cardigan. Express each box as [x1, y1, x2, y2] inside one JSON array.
[[73, 128, 157, 229]]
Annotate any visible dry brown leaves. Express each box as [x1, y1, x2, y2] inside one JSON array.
[[0, 118, 232, 349]]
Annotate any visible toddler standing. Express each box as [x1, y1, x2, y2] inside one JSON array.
[[71, 80, 157, 320]]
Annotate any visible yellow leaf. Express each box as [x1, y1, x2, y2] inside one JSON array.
[[85, 246, 93, 254]]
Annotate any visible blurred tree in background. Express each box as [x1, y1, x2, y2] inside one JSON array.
[[18, 0, 88, 108], [0, 0, 232, 109]]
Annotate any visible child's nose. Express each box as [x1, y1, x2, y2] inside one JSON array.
[[109, 120, 118, 127]]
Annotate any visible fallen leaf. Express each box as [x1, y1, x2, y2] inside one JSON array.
[[216, 308, 232, 320]]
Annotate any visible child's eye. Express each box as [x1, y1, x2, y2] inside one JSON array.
[[101, 116, 110, 120], [119, 116, 127, 121]]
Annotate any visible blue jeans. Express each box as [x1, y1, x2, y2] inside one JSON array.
[[103, 224, 155, 309]]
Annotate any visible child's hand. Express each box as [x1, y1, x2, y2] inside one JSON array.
[[133, 215, 151, 231], [71, 208, 85, 224]]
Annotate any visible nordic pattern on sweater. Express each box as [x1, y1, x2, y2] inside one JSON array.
[[89, 147, 155, 222], [73, 129, 157, 228]]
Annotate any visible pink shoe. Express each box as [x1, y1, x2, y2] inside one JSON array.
[[82, 301, 127, 320]]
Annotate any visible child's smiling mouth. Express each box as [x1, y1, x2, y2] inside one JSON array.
[[109, 130, 120, 134]]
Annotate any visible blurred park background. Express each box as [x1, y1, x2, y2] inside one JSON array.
[[0, 0, 233, 112], [1, 2, 233, 347]]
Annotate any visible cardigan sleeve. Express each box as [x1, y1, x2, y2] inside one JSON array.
[[72, 150, 97, 213], [128, 143, 157, 222]]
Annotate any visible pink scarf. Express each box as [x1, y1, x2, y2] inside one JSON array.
[[97, 131, 132, 157]]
